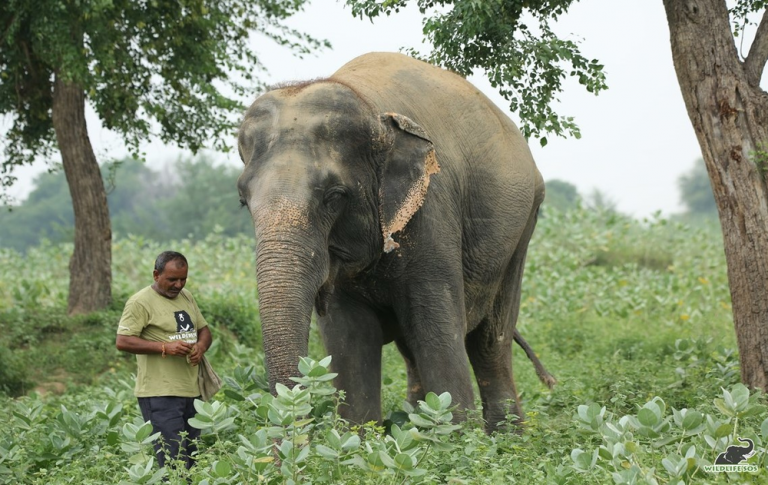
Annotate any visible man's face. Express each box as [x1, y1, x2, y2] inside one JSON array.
[[153, 260, 188, 299]]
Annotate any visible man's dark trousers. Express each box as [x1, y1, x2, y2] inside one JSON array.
[[138, 396, 201, 469]]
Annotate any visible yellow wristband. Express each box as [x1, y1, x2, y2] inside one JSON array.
[[161, 342, 166, 358]]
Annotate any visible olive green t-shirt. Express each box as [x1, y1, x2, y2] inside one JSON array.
[[117, 286, 209, 398]]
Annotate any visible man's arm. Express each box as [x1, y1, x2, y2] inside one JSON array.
[[116, 335, 193, 356], [187, 326, 212, 365]]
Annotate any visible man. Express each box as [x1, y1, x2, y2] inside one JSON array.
[[116, 251, 213, 470]]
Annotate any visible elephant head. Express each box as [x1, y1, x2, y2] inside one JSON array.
[[236, 80, 439, 392], [715, 437, 755, 464]]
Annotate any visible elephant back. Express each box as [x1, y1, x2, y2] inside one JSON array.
[[330, 52, 541, 202]]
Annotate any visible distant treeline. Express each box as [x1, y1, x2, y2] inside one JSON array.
[[0, 156, 716, 252], [0, 157, 253, 251]]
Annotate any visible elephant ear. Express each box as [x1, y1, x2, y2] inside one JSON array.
[[378, 112, 440, 253]]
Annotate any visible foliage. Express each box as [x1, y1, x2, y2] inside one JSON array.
[[345, 0, 607, 146], [542, 179, 581, 214], [0, 207, 753, 482], [0, 0, 328, 189], [677, 158, 717, 219], [571, 384, 767, 483], [0, 156, 252, 251]]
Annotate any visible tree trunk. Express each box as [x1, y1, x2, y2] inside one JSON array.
[[663, 0, 768, 390], [51, 73, 112, 315]]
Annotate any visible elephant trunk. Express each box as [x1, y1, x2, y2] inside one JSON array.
[[738, 437, 754, 455], [255, 231, 328, 393]]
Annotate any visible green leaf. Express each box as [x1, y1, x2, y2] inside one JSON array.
[[223, 389, 245, 401], [638, 408, 659, 427], [681, 410, 703, 430], [714, 423, 733, 438], [730, 383, 750, 409], [713, 398, 735, 417], [409, 414, 434, 428], [438, 392, 452, 409], [188, 417, 213, 430], [298, 358, 311, 376], [394, 452, 414, 471], [212, 460, 231, 477], [315, 444, 339, 459], [425, 392, 441, 411], [341, 434, 361, 451]]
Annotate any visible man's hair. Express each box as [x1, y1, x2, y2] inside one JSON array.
[[154, 251, 188, 274]]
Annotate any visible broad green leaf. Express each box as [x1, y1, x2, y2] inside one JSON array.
[[188, 417, 213, 430], [425, 392, 441, 411], [409, 414, 434, 428], [438, 392, 452, 409], [315, 444, 339, 459], [212, 460, 231, 477], [638, 408, 659, 427], [394, 452, 414, 470], [681, 410, 703, 430]]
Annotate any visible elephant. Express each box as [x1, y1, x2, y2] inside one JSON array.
[[236, 52, 548, 432], [715, 438, 755, 464]]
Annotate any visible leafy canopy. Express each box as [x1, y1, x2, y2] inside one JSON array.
[[0, 0, 328, 188], [346, 0, 607, 146]]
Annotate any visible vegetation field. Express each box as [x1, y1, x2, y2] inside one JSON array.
[[1, 207, 766, 484]]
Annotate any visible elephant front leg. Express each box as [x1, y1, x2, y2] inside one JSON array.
[[395, 338, 426, 407], [398, 282, 476, 420], [317, 292, 385, 425]]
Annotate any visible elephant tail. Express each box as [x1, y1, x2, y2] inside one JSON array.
[[514, 329, 556, 389]]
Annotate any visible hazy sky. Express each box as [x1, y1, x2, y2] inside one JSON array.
[[6, 0, 707, 217]]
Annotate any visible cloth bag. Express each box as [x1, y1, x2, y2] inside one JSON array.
[[198, 355, 222, 401]]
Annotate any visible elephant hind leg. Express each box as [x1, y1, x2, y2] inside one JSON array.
[[466, 320, 521, 432], [467, 208, 540, 433]]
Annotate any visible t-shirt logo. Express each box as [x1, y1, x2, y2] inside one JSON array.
[[174, 310, 194, 333]]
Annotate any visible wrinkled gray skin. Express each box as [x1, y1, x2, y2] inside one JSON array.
[[237, 52, 545, 432]]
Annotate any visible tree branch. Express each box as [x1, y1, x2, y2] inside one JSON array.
[[744, 9, 768, 87]]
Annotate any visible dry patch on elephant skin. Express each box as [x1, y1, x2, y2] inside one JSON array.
[[381, 149, 440, 253], [254, 198, 311, 233]]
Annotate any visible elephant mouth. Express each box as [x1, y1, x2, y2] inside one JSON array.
[[314, 281, 335, 317], [329, 245, 354, 262]]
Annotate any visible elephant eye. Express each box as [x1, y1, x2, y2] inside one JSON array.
[[238, 196, 248, 208], [324, 186, 348, 205]]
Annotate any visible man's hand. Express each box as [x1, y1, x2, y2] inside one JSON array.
[[187, 344, 206, 365], [188, 326, 213, 366], [166, 340, 193, 357]]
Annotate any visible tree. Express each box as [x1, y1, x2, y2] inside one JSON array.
[[677, 158, 717, 218], [347, 0, 768, 391], [543, 179, 580, 213], [0, 157, 255, 250], [663, 1, 768, 389], [161, 157, 253, 240], [0, 0, 327, 314]]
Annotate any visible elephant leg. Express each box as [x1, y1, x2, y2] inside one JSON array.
[[466, 320, 521, 432], [395, 338, 425, 407], [317, 292, 385, 425], [467, 209, 539, 433], [398, 280, 475, 419]]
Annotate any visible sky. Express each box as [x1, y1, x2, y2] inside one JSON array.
[[5, 0, 707, 217]]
